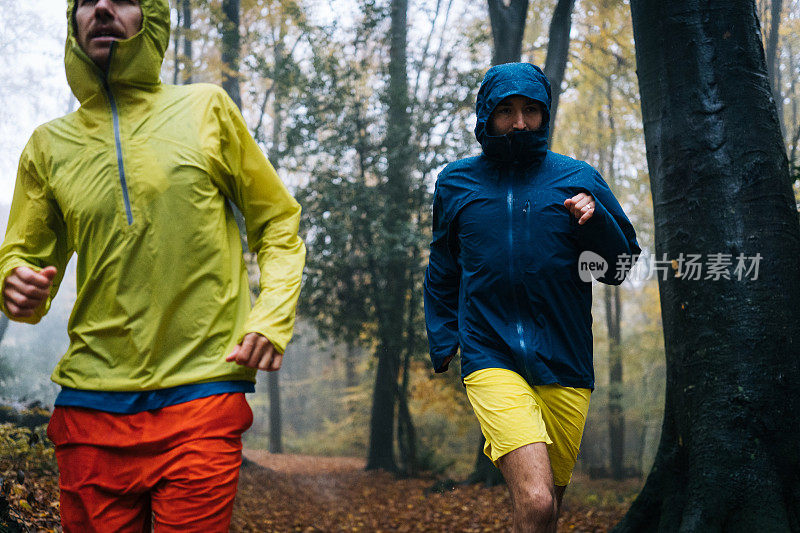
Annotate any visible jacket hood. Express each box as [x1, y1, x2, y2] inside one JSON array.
[[474, 63, 552, 164], [65, 0, 171, 104]]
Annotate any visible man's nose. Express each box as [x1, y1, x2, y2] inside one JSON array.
[[512, 111, 526, 130], [93, 0, 115, 15]]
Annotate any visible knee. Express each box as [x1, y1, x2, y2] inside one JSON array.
[[516, 486, 557, 524]]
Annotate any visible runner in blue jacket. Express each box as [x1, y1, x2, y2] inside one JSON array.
[[424, 62, 640, 532]]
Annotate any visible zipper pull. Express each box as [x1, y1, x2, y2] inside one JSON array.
[[523, 200, 529, 214]]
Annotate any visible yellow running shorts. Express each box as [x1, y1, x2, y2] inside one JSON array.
[[464, 367, 591, 486]]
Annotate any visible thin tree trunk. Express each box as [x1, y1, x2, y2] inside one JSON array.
[[543, 0, 576, 141], [467, 436, 505, 486], [603, 76, 625, 481], [0, 315, 9, 345], [181, 0, 193, 84], [218, 0, 247, 242], [617, 1, 800, 530], [221, 0, 241, 109], [487, 0, 529, 65], [366, 0, 411, 472], [606, 285, 624, 480], [172, 7, 181, 85], [268, 372, 282, 453], [398, 244, 421, 475]]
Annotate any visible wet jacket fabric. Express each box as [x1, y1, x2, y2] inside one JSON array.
[[0, 0, 305, 394], [423, 63, 640, 389]]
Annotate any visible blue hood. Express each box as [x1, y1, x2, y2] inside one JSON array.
[[474, 63, 552, 164]]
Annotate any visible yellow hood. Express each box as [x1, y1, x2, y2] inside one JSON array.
[[65, 0, 170, 104]]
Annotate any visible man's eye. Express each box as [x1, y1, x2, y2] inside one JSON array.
[[496, 108, 511, 114]]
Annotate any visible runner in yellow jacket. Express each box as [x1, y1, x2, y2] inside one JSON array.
[[0, 0, 305, 529]]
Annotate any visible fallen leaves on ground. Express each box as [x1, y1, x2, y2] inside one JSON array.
[[0, 463, 60, 533], [232, 452, 640, 532], [2, 448, 639, 532]]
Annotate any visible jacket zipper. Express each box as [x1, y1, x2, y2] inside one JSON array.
[[102, 43, 133, 225], [506, 176, 527, 357]]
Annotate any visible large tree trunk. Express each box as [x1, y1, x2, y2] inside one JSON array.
[[487, 0, 529, 65], [366, 0, 412, 472], [543, 0, 576, 140], [617, 2, 800, 530]]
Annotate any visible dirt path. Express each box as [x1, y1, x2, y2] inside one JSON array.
[[232, 452, 636, 532]]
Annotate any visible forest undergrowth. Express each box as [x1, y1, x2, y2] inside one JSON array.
[[1, 425, 641, 532]]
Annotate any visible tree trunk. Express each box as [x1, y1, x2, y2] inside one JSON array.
[[602, 75, 625, 481], [172, 8, 181, 85], [617, 2, 800, 530], [366, 0, 412, 472], [345, 342, 357, 391], [487, 0, 529, 65], [181, 0, 193, 84], [467, 436, 505, 486], [543, 0, 576, 140], [605, 285, 624, 480], [398, 261, 420, 475], [220, 0, 241, 109], [0, 315, 9, 345], [267, 372, 282, 453], [218, 0, 247, 243], [265, 25, 289, 456], [764, 0, 784, 137]]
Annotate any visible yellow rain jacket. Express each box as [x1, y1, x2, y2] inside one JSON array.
[[0, 0, 305, 392]]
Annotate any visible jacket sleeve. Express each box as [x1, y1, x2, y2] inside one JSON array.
[[213, 91, 306, 354], [423, 182, 460, 372], [576, 170, 641, 285], [0, 138, 72, 323]]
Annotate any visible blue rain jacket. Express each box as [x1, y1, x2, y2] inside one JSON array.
[[423, 63, 640, 389]]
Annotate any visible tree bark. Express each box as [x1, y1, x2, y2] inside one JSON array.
[[487, 0, 529, 65], [602, 75, 625, 481], [0, 315, 8, 345], [220, 0, 241, 109], [617, 2, 800, 530], [366, 0, 412, 472], [543, 0, 576, 140], [605, 285, 624, 480], [467, 436, 505, 486], [764, 0, 784, 137], [218, 0, 247, 244], [268, 372, 282, 453], [181, 0, 193, 84]]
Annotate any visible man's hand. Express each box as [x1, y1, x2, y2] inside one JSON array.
[[2, 266, 57, 318], [564, 192, 596, 225], [226, 332, 283, 371]]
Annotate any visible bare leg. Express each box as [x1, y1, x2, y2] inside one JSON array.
[[497, 442, 558, 533]]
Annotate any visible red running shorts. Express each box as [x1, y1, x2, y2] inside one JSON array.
[[47, 392, 253, 532]]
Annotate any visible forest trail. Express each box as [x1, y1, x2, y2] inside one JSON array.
[[232, 451, 635, 532]]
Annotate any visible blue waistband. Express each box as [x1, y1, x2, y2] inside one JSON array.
[[54, 380, 256, 414]]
